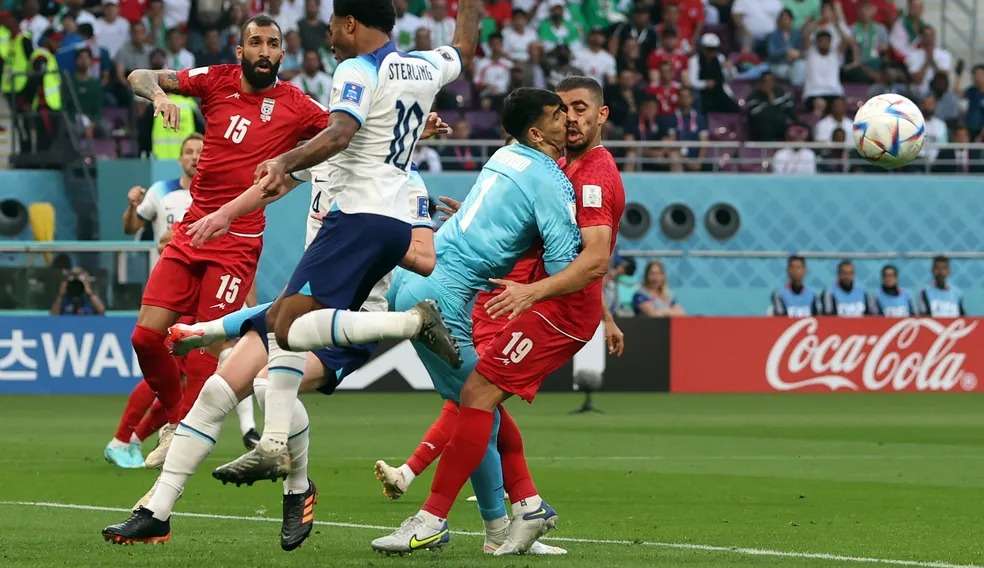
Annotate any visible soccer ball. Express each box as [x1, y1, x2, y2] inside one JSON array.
[[852, 94, 925, 169]]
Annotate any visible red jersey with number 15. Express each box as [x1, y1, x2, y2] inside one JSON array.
[[176, 64, 329, 235]]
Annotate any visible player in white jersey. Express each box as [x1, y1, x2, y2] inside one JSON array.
[[181, 0, 482, 484]]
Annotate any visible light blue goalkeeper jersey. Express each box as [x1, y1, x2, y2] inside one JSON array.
[[432, 143, 581, 297]]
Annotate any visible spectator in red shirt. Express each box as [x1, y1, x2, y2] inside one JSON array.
[[664, 0, 704, 45], [646, 60, 682, 115], [119, 0, 148, 24], [484, 0, 512, 27], [646, 27, 688, 82]]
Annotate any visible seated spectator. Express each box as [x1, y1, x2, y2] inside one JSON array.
[[658, 87, 710, 171], [803, 29, 845, 105], [412, 143, 442, 172], [773, 125, 817, 174], [21, 0, 51, 42], [624, 96, 675, 172], [688, 33, 740, 113], [516, 41, 548, 89], [143, 0, 166, 48], [422, 0, 455, 48], [814, 96, 852, 142], [609, 4, 658, 69], [502, 9, 537, 63], [413, 27, 432, 51], [814, 0, 851, 51], [784, 0, 821, 29], [220, 2, 247, 49], [318, 27, 338, 75], [268, 0, 299, 34], [835, 0, 897, 27], [298, 0, 328, 51], [164, 27, 194, 70], [605, 69, 644, 128], [932, 125, 982, 174], [906, 25, 952, 97], [771, 255, 820, 317], [51, 268, 106, 315], [732, 0, 783, 51], [95, 0, 130, 58], [538, 0, 582, 51], [767, 9, 806, 86], [115, 20, 151, 84], [65, 47, 103, 140], [822, 260, 870, 316], [545, 45, 584, 90], [646, 27, 688, 83], [929, 72, 961, 124], [872, 264, 915, 316], [393, 0, 423, 51], [747, 71, 796, 141], [475, 32, 513, 101], [278, 30, 303, 81], [440, 119, 479, 171], [195, 28, 235, 67], [851, 0, 889, 79], [291, 49, 332, 106], [818, 127, 850, 171], [919, 95, 948, 163], [484, 0, 513, 28], [663, 0, 704, 45], [616, 37, 642, 74], [632, 260, 685, 317], [731, 44, 771, 81], [573, 29, 616, 87], [919, 255, 964, 317], [963, 64, 984, 137], [889, 0, 926, 59], [646, 61, 681, 115], [866, 64, 914, 99]]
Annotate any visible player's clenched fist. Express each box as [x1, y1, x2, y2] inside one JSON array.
[[153, 94, 180, 130], [127, 185, 146, 207], [253, 158, 290, 199]]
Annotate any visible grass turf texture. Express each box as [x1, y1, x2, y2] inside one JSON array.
[[1, 392, 982, 567]]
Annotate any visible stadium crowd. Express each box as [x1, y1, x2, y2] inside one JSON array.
[[1, 0, 981, 170]]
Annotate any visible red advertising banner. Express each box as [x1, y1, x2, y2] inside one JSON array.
[[670, 317, 984, 393]]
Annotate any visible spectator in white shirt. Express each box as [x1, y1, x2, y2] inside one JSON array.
[[162, 0, 190, 29], [475, 33, 514, 98], [773, 125, 817, 174], [63, 0, 97, 28], [164, 28, 195, 71], [392, 0, 423, 51], [732, 0, 783, 51], [94, 0, 130, 58], [919, 95, 948, 162], [814, 97, 853, 144], [422, 0, 455, 48], [803, 29, 844, 103], [268, 0, 300, 34], [20, 0, 50, 46], [889, 0, 926, 59], [574, 29, 617, 87], [906, 26, 952, 97], [412, 144, 442, 172], [502, 9, 538, 63], [291, 50, 332, 106]]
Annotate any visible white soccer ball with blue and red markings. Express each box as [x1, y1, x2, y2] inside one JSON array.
[[852, 94, 925, 169]]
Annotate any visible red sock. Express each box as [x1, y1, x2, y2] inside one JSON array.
[[422, 407, 494, 519], [177, 350, 218, 419], [497, 405, 538, 503], [113, 380, 156, 442], [407, 400, 459, 475], [134, 399, 168, 441], [132, 325, 183, 424]]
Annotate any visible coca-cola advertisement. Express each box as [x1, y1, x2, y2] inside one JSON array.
[[670, 317, 984, 393]]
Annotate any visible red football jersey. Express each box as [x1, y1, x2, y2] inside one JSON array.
[[177, 64, 329, 234]]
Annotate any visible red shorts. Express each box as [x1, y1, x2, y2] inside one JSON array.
[[475, 305, 589, 403], [471, 292, 504, 358], [142, 225, 262, 321]]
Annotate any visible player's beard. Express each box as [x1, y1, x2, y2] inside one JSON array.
[[241, 57, 281, 90], [566, 125, 596, 154]]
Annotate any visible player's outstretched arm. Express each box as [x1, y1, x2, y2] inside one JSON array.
[[451, 0, 482, 67], [252, 113, 361, 192], [127, 69, 183, 129]]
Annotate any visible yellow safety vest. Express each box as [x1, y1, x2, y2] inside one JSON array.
[[0, 27, 12, 62], [31, 48, 61, 111], [152, 95, 197, 159], [2, 31, 30, 94]]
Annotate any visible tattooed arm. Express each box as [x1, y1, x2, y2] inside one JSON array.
[[127, 69, 183, 129]]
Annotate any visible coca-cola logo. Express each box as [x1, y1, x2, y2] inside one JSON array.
[[766, 318, 978, 392]]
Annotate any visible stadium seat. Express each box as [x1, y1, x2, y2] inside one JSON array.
[[730, 80, 754, 107], [843, 83, 869, 113], [708, 112, 744, 141], [738, 147, 769, 172], [465, 110, 500, 138], [438, 77, 476, 110]]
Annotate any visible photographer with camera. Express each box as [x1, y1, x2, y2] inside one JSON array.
[[51, 268, 106, 315]]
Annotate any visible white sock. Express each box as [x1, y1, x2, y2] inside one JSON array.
[[198, 318, 228, 344], [129, 433, 140, 444], [259, 333, 305, 452], [287, 308, 422, 351], [235, 396, 256, 436], [484, 516, 509, 534], [398, 464, 416, 487], [148, 375, 237, 521], [109, 438, 128, 448], [253, 377, 310, 495], [511, 494, 543, 517], [417, 509, 445, 526]]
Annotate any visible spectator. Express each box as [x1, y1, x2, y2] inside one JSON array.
[[546, 45, 584, 89], [624, 96, 675, 172], [851, 0, 889, 78], [664, 0, 704, 45], [866, 65, 914, 99], [771, 255, 820, 317], [413, 27, 432, 51], [162, 0, 190, 29], [267, 0, 299, 34], [889, 0, 926, 59], [814, 96, 852, 143], [484, 0, 513, 28], [114, 20, 151, 83], [688, 33, 739, 113], [291, 49, 332, 106], [803, 30, 844, 105], [919, 255, 964, 317], [143, 0, 166, 48], [772, 125, 817, 174], [929, 72, 960, 124], [94, 0, 130, 58], [538, 0, 581, 51], [393, 0, 423, 51], [906, 25, 952, 97], [195, 28, 235, 67], [919, 95, 948, 163], [646, 61, 681, 115], [784, 0, 821, 29], [616, 37, 641, 74], [65, 47, 103, 139], [440, 118, 479, 170], [221, 2, 249, 48], [933, 125, 981, 174], [814, 0, 851, 51], [605, 69, 644, 128], [835, 0, 897, 27], [164, 27, 194, 70], [279, 30, 303, 80], [872, 264, 915, 316], [766, 9, 805, 86], [51, 268, 106, 315], [574, 29, 616, 87], [412, 143, 442, 172], [62, 0, 98, 27], [658, 87, 710, 171], [516, 41, 547, 89], [298, 0, 327, 51], [76, 23, 113, 86], [964, 65, 984, 136], [21, 0, 51, 45], [119, 0, 148, 24], [422, 0, 455, 48], [474, 32, 513, 99], [822, 260, 870, 316], [318, 27, 338, 75], [646, 27, 688, 83], [502, 9, 537, 63], [747, 71, 796, 141], [732, 0, 783, 51], [632, 260, 685, 317], [818, 127, 850, 172], [609, 4, 658, 70]]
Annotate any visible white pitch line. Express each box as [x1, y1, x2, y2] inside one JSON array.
[[0, 500, 980, 568]]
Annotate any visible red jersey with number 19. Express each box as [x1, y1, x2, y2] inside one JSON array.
[[176, 64, 329, 235]]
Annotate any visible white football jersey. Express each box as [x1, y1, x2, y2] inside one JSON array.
[[136, 178, 192, 241], [309, 42, 461, 221]]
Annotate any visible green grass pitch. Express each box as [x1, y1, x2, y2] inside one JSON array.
[[1, 392, 982, 567]]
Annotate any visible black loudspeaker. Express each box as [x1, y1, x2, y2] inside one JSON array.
[[659, 202, 694, 240], [619, 202, 651, 239], [705, 202, 741, 240], [0, 199, 28, 236]]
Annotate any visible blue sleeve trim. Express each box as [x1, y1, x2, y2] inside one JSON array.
[[411, 221, 433, 228], [329, 106, 365, 127]]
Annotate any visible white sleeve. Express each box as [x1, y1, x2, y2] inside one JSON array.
[[135, 183, 161, 221], [328, 57, 377, 126], [412, 46, 463, 88]]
